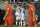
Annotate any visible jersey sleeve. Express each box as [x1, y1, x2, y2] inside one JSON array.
[[6, 7, 10, 12]]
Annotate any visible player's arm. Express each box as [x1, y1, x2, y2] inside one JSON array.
[[4, 12, 9, 18], [3, 11, 9, 20], [3, 7, 9, 20], [32, 6, 35, 22], [33, 12, 35, 22]]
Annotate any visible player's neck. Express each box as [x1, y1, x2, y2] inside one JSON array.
[[29, 4, 31, 6], [7, 4, 9, 6]]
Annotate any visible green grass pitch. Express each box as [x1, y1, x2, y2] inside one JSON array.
[[0, 25, 40, 27]]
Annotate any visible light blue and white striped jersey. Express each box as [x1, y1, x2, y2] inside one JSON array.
[[21, 8, 24, 14], [21, 8, 25, 16], [21, 8, 25, 18]]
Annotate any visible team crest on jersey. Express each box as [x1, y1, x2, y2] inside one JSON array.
[[31, 8, 33, 10], [7, 8, 9, 10]]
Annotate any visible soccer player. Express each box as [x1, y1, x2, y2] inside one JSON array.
[[20, 6, 25, 26], [15, 5, 21, 25], [3, 1, 14, 27], [26, 1, 37, 27]]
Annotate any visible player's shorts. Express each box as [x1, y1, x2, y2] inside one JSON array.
[[28, 18, 37, 26], [21, 14, 25, 20], [16, 16, 21, 20], [4, 15, 14, 26]]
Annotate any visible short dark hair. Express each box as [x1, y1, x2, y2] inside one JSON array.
[[19, 4, 22, 6], [26, 1, 30, 4]]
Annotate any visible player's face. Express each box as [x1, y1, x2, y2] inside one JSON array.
[[4, 1, 8, 6], [26, 3, 29, 6]]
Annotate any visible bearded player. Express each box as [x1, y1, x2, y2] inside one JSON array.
[[3, 1, 14, 27], [26, 1, 37, 27]]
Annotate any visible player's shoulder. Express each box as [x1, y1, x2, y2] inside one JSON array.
[[8, 4, 11, 8], [31, 5, 35, 8], [7, 4, 12, 10], [29, 5, 35, 9]]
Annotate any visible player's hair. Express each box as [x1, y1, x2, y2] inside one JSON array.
[[4, 0, 9, 4], [26, 1, 30, 4]]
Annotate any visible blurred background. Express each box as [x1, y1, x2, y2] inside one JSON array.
[[0, 0, 40, 25]]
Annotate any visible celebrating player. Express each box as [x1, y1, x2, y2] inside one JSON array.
[[3, 1, 14, 27], [26, 1, 37, 27], [15, 5, 21, 25], [20, 6, 25, 26]]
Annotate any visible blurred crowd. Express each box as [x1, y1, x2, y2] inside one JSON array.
[[0, 0, 40, 3]]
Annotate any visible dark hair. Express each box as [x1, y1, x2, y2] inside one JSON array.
[[5, 0, 9, 3], [19, 4, 22, 6], [26, 1, 30, 4]]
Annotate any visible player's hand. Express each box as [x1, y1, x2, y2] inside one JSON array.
[[3, 17, 5, 20]]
